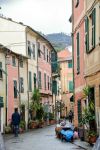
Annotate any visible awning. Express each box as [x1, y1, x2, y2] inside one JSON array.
[[0, 97, 4, 107], [70, 95, 73, 102]]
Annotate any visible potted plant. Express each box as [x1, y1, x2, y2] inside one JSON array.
[[80, 86, 97, 143], [5, 125, 12, 134], [19, 120, 25, 133], [88, 130, 97, 144]]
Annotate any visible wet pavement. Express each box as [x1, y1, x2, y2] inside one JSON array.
[[4, 125, 86, 150]]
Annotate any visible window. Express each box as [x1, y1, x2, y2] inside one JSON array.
[[28, 41, 31, 58], [50, 77, 52, 91], [14, 80, 17, 98], [20, 77, 24, 93], [32, 44, 35, 59], [76, 32, 80, 74], [69, 81, 73, 92], [52, 80, 57, 95], [77, 100, 82, 124], [43, 45, 46, 60], [48, 76, 49, 90], [85, 8, 96, 52], [20, 60, 23, 68], [68, 60, 72, 68], [0, 62, 3, 79], [12, 56, 16, 66], [29, 71, 32, 92], [34, 73, 36, 89], [38, 71, 42, 89], [49, 51, 51, 63], [44, 73, 46, 90], [75, 0, 79, 8], [37, 42, 41, 57], [47, 49, 48, 62]]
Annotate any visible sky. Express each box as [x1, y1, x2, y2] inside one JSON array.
[[0, 0, 72, 35]]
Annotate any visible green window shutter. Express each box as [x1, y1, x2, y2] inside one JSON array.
[[0, 62, 2, 68], [77, 32, 80, 73], [20, 77, 24, 93], [52, 80, 57, 95], [92, 8, 96, 48], [69, 81, 73, 92], [0, 97, 4, 107], [14, 80, 17, 98], [38, 71, 41, 89], [44, 73, 46, 90], [0, 62, 3, 78], [77, 100, 82, 124], [29, 71, 32, 91], [85, 17, 89, 52], [34, 73, 36, 89], [68, 61, 72, 68]]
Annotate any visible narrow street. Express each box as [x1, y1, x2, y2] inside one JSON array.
[[4, 125, 84, 150]]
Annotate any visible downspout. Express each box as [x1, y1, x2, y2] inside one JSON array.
[[25, 29, 29, 128], [72, 0, 75, 105], [18, 56, 21, 112], [5, 53, 8, 126], [36, 38, 39, 89]]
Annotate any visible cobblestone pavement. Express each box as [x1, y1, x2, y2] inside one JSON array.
[[4, 125, 85, 150]]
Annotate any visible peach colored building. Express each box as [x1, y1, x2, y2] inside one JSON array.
[[58, 49, 73, 116], [72, 0, 86, 126]]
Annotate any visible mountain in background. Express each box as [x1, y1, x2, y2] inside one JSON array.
[[46, 33, 72, 51]]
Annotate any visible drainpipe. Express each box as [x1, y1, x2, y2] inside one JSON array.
[[25, 29, 29, 128], [18, 57, 21, 112], [36, 38, 39, 89], [72, 0, 75, 104], [5, 54, 8, 126]]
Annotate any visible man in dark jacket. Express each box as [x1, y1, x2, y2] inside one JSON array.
[[12, 108, 20, 137]]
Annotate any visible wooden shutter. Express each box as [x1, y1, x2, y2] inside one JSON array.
[[92, 8, 96, 48], [77, 100, 82, 124], [0, 62, 3, 78], [29, 72, 32, 91], [52, 80, 57, 95], [34, 73, 36, 89], [14, 80, 17, 98], [39, 71, 41, 89], [77, 32, 80, 73], [85, 17, 89, 52], [44, 73, 46, 90], [69, 81, 73, 92]]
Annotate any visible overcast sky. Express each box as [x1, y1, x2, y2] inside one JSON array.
[[0, 0, 72, 34]]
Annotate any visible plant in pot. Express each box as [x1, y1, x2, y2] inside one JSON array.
[[49, 113, 55, 125], [31, 89, 44, 128], [5, 125, 12, 134], [80, 86, 97, 144], [19, 120, 25, 133]]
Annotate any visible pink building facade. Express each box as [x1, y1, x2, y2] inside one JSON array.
[[7, 53, 19, 124], [37, 40, 52, 112], [72, 0, 86, 126]]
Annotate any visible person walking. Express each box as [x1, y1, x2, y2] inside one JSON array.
[[12, 108, 20, 137], [68, 110, 73, 123]]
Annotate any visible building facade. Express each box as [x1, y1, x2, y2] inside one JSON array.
[[0, 47, 6, 133], [84, 0, 100, 134], [72, 0, 86, 126], [0, 16, 54, 129], [51, 49, 61, 121], [58, 49, 73, 116]]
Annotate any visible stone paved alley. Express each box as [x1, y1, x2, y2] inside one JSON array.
[[4, 125, 87, 150]]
